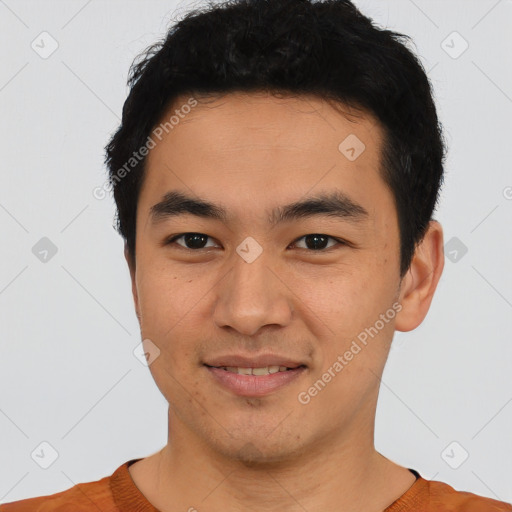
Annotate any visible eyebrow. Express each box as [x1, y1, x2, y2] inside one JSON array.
[[149, 189, 369, 226]]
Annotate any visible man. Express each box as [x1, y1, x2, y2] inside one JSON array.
[[2, 0, 510, 511]]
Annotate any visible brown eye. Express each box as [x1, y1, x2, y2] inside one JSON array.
[[166, 233, 219, 250], [292, 234, 344, 251]]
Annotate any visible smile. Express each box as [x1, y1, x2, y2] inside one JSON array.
[[206, 365, 301, 375], [204, 364, 307, 397]]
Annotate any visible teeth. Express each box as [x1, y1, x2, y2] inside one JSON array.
[[252, 367, 270, 376], [219, 366, 294, 375]]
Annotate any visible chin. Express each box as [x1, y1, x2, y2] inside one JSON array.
[[214, 436, 307, 469]]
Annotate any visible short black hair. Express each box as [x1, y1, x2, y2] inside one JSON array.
[[104, 0, 446, 278]]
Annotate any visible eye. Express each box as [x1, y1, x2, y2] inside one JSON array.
[[165, 233, 219, 250], [290, 234, 345, 251], [164, 233, 347, 252]]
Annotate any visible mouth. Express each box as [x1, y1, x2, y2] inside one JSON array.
[[204, 364, 307, 397], [204, 364, 306, 375]]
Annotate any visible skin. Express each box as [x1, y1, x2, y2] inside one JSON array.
[[125, 91, 444, 512]]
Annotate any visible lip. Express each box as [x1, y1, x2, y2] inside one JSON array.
[[205, 365, 307, 397], [203, 353, 306, 369]]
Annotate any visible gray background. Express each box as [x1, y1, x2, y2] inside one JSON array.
[[1, 0, 511, 505]]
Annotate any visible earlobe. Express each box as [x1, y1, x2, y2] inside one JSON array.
[[124, 243, 141, 322], [395, 220, 445, 332]]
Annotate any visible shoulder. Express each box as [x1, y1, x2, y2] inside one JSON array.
[[0, 470, 118, 512], [425, 478, 512, 512]]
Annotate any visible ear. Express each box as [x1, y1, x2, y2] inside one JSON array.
[[124, 242, 141, 323], [395, 220, 444, 332]]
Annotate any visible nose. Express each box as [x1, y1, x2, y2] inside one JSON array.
[[212, 250, 293, 336]]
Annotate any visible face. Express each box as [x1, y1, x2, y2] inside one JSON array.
[[128, 92, 407, 464]]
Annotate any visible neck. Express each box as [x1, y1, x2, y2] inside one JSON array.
[[129, 410, 416, 512]]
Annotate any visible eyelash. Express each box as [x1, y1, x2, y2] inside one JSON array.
[[164, 233, 348, 252]]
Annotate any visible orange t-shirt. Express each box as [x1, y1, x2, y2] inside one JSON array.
[[1, 459, 511, 511]]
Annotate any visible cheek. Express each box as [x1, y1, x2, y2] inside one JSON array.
[[136, 263, 201, 329], [135, 263, 213, 371], [136, 267, 203, 401], [290, 264, 386, 333], [290, 262, 399, 374]]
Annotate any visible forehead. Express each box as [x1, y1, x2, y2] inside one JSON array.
[[139, 91, 390, 225], [151, 91, 382, 157]]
